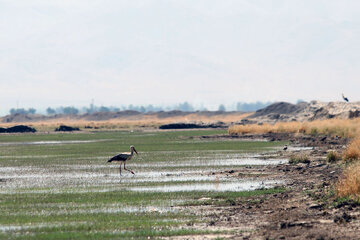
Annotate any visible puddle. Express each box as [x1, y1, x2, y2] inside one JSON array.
[[0, 139, 111, 146], [0, 225, 23, 232], [288, 146, 314, 151], [130, 179, 282, 192], [0, 222, 86, 232], [274, 146, 314, 151]]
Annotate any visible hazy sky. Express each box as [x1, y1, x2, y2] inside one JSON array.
[[1, 0, 360, 114]]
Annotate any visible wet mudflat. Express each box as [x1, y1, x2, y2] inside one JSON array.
[[0, 130, 287, 239]]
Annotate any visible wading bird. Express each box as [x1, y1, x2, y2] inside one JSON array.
[[283, 145, 288, 151], [107, 145, 138, 175], [342, 93, 349, 102]]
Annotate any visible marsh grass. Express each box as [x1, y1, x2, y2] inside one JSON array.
[[326, 151, 341, 163], [0, 129, 285, 238], [288, 154, 310, 164], [229, 118, 360, 138]]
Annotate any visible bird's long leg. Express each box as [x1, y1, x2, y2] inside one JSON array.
[[119, 162, 122, 176], [124, 162, 135, 174]]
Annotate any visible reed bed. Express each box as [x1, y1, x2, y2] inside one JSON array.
[[229, 118, 360, 138]]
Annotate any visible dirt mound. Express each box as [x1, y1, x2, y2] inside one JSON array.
[[159, 122, 227, 129], [1, 113, 47, 123], [154, 110, 188, 119], [0, 125, 36, 133], [248, 101, 360, 123], [55, 125, 80, 132], [251, 102, 307, 117], [81, 110, 141, 121]]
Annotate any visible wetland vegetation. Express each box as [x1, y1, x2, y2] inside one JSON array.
[[0, 129, 286, 239]]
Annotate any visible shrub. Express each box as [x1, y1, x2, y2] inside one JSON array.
[[343, 138, 360, 161], [327, 151, 340, 163], [289, 154, 310, 164], [336, 162, 360, 200]]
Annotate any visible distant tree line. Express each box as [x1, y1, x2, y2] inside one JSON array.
[[9, 101, 274, 116], [10, 108, 36, 115], [44, 102, 198, 115], [236, 101, 273, 112]]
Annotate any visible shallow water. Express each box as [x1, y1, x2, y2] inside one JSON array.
[[132, 158, 287, 167], [0, 144, 289, 192], [0, 150, 288, 192], [0, 139, 111, 146], [3, 204, 178, 216], [130, 179, 282, 192], [0, 161, 284, 191]]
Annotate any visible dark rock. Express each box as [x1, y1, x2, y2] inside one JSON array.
[[334, 212, 353, 223], [55, 125, 80, 132], [238, 119, 257, 125], [208, 220, 216, 226], [335, 200, 360, 209], [280, 221, 313, 229], [349, 110, 360, 118]]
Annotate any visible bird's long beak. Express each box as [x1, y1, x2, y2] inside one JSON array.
[[134, 148, 138, 155]]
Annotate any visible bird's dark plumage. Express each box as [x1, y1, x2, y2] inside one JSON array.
[[342, 93, 349, 102], [107, 153, 129, 162]]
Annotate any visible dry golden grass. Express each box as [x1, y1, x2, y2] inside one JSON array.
[[343, 138, 360, 161], [229, 118, 360, 138], [337, 162, 360, 200], [0, 112, 251, 132]]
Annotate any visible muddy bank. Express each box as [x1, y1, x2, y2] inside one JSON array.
[[186, 133, 359, 239], [199, 132, 349, 147]]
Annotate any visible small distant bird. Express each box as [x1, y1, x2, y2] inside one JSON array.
[[107, 145, 138, 175], [283, 145, 288, 151], [342, 93, 349, 102]]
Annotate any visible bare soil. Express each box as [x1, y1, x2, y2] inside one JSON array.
[[181, 133, 360, 239]]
